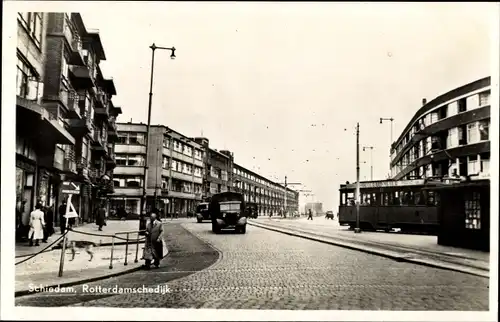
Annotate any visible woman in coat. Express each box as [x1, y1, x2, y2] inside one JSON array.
[[29, 203, 45, 246], [143, 212, 163, 269]]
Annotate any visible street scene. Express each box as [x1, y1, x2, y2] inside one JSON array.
[[3, 1, 497, 318]]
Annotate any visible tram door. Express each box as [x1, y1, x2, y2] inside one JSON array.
[[377, 190, 388, 226]]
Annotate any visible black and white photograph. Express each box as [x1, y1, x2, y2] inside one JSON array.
[[1, 1, 498, 321]]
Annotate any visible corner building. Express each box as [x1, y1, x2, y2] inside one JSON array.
[[390, 77, 490, 180], [389, 77, 491, 251], [110, 123, 204, 216]]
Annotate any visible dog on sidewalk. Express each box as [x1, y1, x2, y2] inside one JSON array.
[[64, 240, 99, 262]]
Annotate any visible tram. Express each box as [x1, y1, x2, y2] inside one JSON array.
[[338, 179, 439, 233]]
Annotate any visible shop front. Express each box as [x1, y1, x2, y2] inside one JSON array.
[[426, 179, 490, 251]]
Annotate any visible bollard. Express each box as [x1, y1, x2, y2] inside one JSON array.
[[124, 233, 129, 266], [134, 232, 140, 263], [109, 236, 115, 269]]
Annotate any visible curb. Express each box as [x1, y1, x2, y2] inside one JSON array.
[[248, 221, 489, 279], [15, 244, 170, 298]]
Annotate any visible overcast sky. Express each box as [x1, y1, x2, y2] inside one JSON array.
[[20, 2, 496, 211]]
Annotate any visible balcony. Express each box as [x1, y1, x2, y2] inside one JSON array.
[[94, 91, 109, 117], [68, 107, 92, 137], [69, 65, 94, 89], [91, 129, 105, 151], [65, 90, 81, 119], [76, 156, 89, 179], [17, 79, 75, 147], [69, 36, 85, 66]]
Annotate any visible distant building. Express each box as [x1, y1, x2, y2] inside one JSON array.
[[193, 138, 234, 200], [305, 203, 323, 215]]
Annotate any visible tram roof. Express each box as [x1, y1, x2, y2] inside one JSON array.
[[339, 179, 426, 190]]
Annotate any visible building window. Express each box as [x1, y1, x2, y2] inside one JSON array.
[[128, 133, 145, 145], [116, 155, 127, 166], [478, 92, 490, 107], [457, 125, 467, 146], [194, 149, 203, 160], [61, 55, 69, 81], [458, 98, 467, 113], [478, 120, 489, 141], [184, 145, 193, 157], [163, 137, 170, 149], [18, 13, 43, 47], [194, 167, 202, 177], [16, 56, 41, 100], [467, 123, 478, 144], [162, 156, 169, 169], [465, 191, 481, 230], [480, 152, 490, 175], [117, 132, 128, 144]]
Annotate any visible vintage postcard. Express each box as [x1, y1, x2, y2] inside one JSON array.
[[1, 1, 498, 321]]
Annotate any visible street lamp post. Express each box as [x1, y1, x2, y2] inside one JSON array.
[[140, 43, 176, 221], [355, 122, 361, 233], [362, 146, 374, 181], [379, 117, 394, 178]]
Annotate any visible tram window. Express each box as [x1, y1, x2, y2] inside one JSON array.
[[427, 191, 435, 206], [415, 191, 425, 205], [372, 193, 378, 205], [388, 192, 394, 205], [381, 193, 388, 206]]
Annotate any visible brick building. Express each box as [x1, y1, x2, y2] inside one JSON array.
[[15, 12, 120, 233]]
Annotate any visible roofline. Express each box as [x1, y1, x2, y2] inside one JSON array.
[[393, 76, 490, 150], [115, 122, 203, 148], [233, 163, 297, 194]]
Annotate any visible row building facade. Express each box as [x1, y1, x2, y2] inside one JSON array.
[[111, 124, 299, 217], [16, 12, 120, 234]]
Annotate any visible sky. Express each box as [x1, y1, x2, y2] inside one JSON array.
[[33, 2, 497, 211]]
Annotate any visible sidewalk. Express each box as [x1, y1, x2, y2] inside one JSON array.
[[249, 218, 490, 278], [16, 220, 142, 258], [15, 220, 168, 296]]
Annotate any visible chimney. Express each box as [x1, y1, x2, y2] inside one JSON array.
[[422, 98, 427, 106]]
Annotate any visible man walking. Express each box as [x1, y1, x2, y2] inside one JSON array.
[[96, 203, 106, 231], [143, 212, 163, 269], [59, 200, 67, 234], [307, 209, 313, 220]]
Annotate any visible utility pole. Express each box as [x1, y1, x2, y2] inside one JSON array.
[[363, 146, 374, 181], [355, 123, 361, 233]]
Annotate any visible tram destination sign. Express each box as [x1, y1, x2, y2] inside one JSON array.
[[342, 179, 426, 190]]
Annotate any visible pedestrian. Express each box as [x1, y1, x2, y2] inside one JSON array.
[[42, 204, 55, 243], [19, 200, 30, 240], [59, 200, 67, 234], [143, 212, 164, 269], [307, 209, 313, 220], [96, 203, 106, 231], [28, 202, 45, 246]]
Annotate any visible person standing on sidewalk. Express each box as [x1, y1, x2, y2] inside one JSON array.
[[42, 204, 55, 243], [59, 200, 67, 234], [143, 212, 164, 269], [96, 203, 106, 231], [28, 203, 45, 246], [307, 209, 313, 220]]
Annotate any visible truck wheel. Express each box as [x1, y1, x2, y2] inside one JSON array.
[[197, 218, 202, 223], [240, 225, 246, 234], [212, 223, 220, 234]]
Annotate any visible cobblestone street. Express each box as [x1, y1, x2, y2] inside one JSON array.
[[17, 219, 488, 310]]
